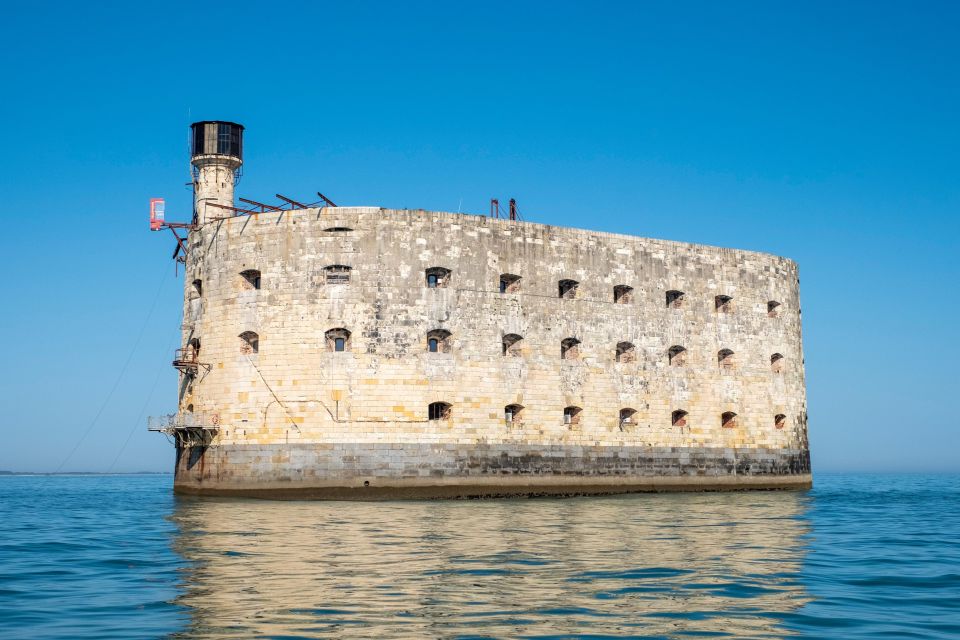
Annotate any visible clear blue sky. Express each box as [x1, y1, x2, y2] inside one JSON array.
[[1, 1, 957, 473]]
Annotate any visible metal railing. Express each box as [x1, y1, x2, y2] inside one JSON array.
[[172, 347, 199, 365], [147, 413, 219, 447]]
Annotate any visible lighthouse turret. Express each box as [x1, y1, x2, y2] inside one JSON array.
[[190, 121, 244, 224]]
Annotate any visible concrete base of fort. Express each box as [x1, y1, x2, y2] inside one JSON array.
[[173, 443, 812, 499]]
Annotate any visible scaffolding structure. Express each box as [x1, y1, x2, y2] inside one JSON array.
[[147, 413, 219, 447]]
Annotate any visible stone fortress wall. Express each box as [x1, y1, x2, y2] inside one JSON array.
[[174, 205, 810, 496]]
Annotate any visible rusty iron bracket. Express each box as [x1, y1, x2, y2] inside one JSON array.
[[317, 191, 337, 207], [276, 193, 309, 209]]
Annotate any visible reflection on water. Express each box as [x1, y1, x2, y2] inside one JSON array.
[[168, 492, 812, 638]]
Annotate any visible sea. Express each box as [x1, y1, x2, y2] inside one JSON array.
[[0, 473, 957, 639]]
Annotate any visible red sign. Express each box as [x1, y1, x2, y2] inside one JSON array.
[[150, 198, 165, 231]]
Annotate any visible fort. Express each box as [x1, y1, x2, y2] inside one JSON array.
[[151, 121, 811, 498]]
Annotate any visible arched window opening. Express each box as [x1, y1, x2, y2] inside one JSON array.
[[428, 402, 451, 421], [561, 337, 581, 360], [563, 406, 582, 426], [771, 353, 784, 374], [616, 341, 636, 363], [427, 329, 452, 353], [666, 290, 685, 309], [425, 267, 451, 289], [502, 333, 523, 357], [499, 273, 521, 294], [240, 269, 261, 290], [671, 409, 688, 427], [614, 285, 634, 304], [619, 408, 637, 430], [715, 295, 733, 313], [775, 414, 787, 429], [192, 279, 202, 297], [324, 265, 351, 285], [239, 331, 259, 355], [325, 328, 351, 352], [721, 411, 738, 428], [718, 349, 735, 371], [768, 300, 781, 318], [668, 345, 687, 367], [323, 227, 353, 232], [558, 279, 579, 299], [186, 404, 194, 413], [505, 404, 524, 425]]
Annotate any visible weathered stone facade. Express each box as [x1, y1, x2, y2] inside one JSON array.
[[173, 206, 810, 497]]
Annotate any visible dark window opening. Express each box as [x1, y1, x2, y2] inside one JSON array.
[[239, 331, 259, 355], [427, 329, 451, 353], [768, 300, 781, 318], [563, 406, 582, 425], [619, 408, 637, 429], [192, 279, 202, 297], [672, 409, 688, 427], [561, 337, 581, 360], [614, 285, 634, 304], [718, 349, 735, 371], [721, 411, 738, 428], [502, 333, 523, 357], [616, 341, 636, 363], [215, 122, 241, 156], [775, 414, 787, 429], [241, 269, 261, 290], [499, 273, 521, 294], [666, 290, 685, 308], [325, 328, 351, 352], [325, 265, 351, 285], [771, 353, 784, 374], [425, 267, 451, 288], [191, 125, 204, 156], [324, 227, 353, 232], [558, 279, 579, 299], [715, 295, 733, 313], [668, 345, 686, 367], [428, 402, 451, 421], [505, 404, 523, 425]]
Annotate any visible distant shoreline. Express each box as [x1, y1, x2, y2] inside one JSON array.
[[0, 471, 172, 476]]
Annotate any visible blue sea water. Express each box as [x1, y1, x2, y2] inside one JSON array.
[[0, 474, 957, 639]]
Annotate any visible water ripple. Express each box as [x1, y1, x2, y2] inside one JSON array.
[[0, 474, 958, 638]]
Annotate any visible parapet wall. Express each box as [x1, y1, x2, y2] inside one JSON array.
[[175, 206, 809, 495]]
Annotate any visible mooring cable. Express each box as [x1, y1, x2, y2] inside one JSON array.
[[105, 330, 180, 473], [54, 263, 172, 473]]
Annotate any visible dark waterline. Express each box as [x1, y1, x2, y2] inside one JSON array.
[[1, 474, 957, 639]]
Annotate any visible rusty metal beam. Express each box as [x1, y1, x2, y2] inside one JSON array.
[[276, 194, 309, 209], [169, 227, 188, 262], [317, 192, 337, 207], [206, 202, 261, 216], [239, 197, 283, 212]]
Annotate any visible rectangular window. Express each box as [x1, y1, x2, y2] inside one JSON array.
[[335, 338, 345, 352]]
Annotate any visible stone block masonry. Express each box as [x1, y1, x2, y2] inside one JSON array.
[[173, 206, 810, 497]]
